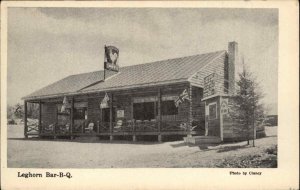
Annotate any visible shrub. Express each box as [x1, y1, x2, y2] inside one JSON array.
[[216, 145, 278, 168], [8, 119, 16, 125], [265, 145, 277, 155]]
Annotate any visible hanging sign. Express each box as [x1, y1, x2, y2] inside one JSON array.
[[100, 93, 110, 109], [175, 89, 190, 107], [61, 96, 70, 112], [104, 45, 119, 72], [133, 96, 157, 103], [74, 102, 88, 108], [220, 98, 229, 115], [204, 73, 215, 98]]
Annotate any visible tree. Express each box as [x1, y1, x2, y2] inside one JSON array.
[[14, 103, 24, 119], [7, 105, 16, 120], [229, 67, 265, 146], [7, 103, 24, 120], [7, 102, 40, 123]]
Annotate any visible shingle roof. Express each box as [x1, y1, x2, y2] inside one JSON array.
[[24, 70, 116, 99], [24, 50, 226, 100]]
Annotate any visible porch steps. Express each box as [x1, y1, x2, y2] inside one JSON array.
[[184, 136, 221, 145]]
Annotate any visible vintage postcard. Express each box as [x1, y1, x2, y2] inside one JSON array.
[[1, 1, 299, 190]]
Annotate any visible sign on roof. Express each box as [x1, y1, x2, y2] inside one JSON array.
[[104, 45, 119, 72], [204, 73, 215, 98]]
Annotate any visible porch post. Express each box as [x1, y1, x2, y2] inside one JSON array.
[[131, 96, 136, 142], [157, 88, 162, 142], [99, 101, 102, 133], [24, 100, 28, 138], [97, 121, 100, 134], [70, 97, 74, 139], [205, 102, 209, 136], [188, 84, 192, 137], [219, 96, 224, 141], [54, 102, 57, 139], [109, 92, 113, 141], [38, 100, 42, 136]]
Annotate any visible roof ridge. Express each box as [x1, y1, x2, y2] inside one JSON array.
[[121, 50, 226, 69], [23, 49, 227, 100], [68, 70, 102, 77], [68, 50, 226, 77]]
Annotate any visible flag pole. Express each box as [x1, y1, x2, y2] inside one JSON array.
[[104, 45, 106, 81]]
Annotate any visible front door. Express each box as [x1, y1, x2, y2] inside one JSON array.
[[102, 108, 116, 123]]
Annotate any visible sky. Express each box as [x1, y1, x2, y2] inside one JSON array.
[[7, 8, 278, 112]]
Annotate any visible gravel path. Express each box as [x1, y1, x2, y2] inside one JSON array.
[[7, 125, 277, 168]]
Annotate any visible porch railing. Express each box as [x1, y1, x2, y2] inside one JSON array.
[[135, 120, 158, 132], [38, 119, 203, 135], [99, 122, 110, 133], [27, 123, 39, 135], [73, 120, 88, 134], [161, 120, 188, 131], [42, 124, 55, 134], [57, 124, 70, 134]]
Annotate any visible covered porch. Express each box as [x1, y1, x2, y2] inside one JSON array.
[[24, 82, 206, 141]]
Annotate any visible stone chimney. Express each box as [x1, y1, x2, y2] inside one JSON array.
[[227, 41, 239, 95]]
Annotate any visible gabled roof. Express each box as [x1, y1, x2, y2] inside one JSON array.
[[23, 50, 226, 100], [24, 70, 117, 99]]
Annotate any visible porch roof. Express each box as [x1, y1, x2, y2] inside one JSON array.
[[23, 50, 226, 100]]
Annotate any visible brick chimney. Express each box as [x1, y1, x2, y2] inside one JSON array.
[[227, 41, 239, 95]]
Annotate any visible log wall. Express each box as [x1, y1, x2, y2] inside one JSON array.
[[85, 83, 193, 124], [37, 82, 208, 135], [190, 52, 228, 95]]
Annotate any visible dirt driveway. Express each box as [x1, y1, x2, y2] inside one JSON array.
[[7, 125, 277, 168]]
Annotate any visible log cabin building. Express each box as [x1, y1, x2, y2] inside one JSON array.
[[22, 42, 239, 142]]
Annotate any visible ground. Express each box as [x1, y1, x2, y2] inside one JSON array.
[[7, 125, 277, 168]]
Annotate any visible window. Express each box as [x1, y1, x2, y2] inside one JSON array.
[[74, 107, 87, 120], [143, 102, 155, 120], [133, 103, 144, 120], [133, 102, 155, 121], [161, 100, 178, 115], [209, 104, 217, 120]]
